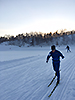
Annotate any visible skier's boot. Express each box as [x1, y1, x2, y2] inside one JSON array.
[[56, 80, 59, 85], [55, 72, 56, 76]]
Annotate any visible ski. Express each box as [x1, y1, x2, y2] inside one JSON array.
[[48, 70, 61, 87], [48, 82, 59, 97], [48, 74, 56, 87]]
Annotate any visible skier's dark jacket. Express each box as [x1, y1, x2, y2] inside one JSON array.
[[47, 50, 64, 63]]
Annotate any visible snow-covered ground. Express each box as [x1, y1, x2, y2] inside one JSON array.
[[0, 44, 75, 100]]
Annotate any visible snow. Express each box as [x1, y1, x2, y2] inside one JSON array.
[[0, 44, 75, 100]]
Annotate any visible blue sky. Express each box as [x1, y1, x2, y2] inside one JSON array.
[[0, 0, 75, 37]]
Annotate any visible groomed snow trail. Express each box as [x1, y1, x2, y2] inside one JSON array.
[[0, 47, 75, 100]]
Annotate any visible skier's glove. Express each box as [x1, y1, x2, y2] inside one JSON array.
[[46, 60, 48, 63], [62, 56, 64, 59]]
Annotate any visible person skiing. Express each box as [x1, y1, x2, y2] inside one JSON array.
[[66, 45, 71, 52], [46, 45, 64, 84]]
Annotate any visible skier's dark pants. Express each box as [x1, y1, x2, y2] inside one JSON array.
[[67, 49, 71, 52], [53, 62, 60, 81]]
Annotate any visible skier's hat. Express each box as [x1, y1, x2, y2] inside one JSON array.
[[51, 45, 55, 50]]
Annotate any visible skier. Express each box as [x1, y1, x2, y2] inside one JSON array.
[[66, 45, 71, 52], [46, 45, 64, 84]]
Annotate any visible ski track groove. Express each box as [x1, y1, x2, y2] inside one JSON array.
[[0, 55, 45, 72], [17, 62, 47, 100], [17, 85, 43, 100], [61, 54, 75, 75], [56, 54, 75, 100], [0, 55, 45, 100], [58, 63, 75, 100], [61, 54, 75, 72]]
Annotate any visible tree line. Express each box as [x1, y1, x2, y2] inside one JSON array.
[[0, 30, 75, 47]]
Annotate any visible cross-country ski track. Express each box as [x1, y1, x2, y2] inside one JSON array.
[[0, 46, 75, 100]]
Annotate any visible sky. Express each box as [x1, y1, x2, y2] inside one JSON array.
[[0, 0, 75, 37]]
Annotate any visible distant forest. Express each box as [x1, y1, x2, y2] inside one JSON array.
[[0, 30, 75, 47]]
